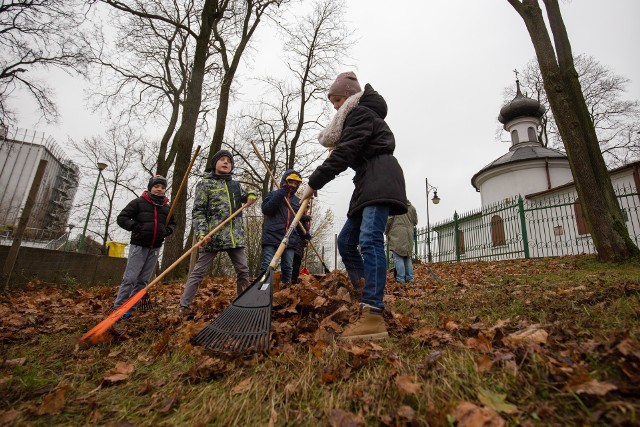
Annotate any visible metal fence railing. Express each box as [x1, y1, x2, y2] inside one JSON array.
[[413, 184, 639, 263]]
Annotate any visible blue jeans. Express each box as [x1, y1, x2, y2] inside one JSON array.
[[260, 245, 295, 284], [338, 205, 389, 309], [392, 251, 414, 282]]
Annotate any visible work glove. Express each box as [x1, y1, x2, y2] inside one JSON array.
[[301, 185, 315, 200], [281, 184, 296, 194]]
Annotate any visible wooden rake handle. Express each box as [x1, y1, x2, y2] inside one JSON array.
[[79, 203, 250, 344], [269, 198, 310, 268], [250, 141, 330, 271]]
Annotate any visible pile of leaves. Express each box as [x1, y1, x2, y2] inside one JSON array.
[[1, 255, 639, 426]]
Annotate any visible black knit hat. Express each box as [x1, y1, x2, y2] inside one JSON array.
[[148, 175, 168, 191], [209, 149, 234, 173]]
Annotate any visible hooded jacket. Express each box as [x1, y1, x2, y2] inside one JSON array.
[[309, 83, 407, 218], [117, 191, 176, 249], [261, 169, 305, 248], [192, 171, 253, 251]]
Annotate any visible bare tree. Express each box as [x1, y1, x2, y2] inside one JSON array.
[[205, 0, 288, 167], [506, 0, 639, 261], [71, 126, 144, 253], [0, 0, 89, 128], [86, 0, 213, 176], [230, 0, 351, 195], [503, 55, 640, 167]]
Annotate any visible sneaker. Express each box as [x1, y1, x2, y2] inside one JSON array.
[[338, 304, 388, 341]]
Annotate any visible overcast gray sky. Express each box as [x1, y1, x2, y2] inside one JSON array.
[[15, 0, 640, 235]]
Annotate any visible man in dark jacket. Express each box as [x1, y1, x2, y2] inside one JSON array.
[[260, 169, 307, 286], [302, 71, 407, 341], [113, 175, 176, 315]]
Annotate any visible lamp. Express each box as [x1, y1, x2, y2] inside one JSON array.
[[425, 178, 440, 262], [78, 162, 108, 251], [64, 224, 75, 251]]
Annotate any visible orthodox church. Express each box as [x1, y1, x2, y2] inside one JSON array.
[[424, 81, 640, 262]]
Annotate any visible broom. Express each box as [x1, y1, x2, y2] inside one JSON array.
[[79, 203, 250, 344], [192, 197, 311, 354]]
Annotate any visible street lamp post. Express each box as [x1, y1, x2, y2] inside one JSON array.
[[425, 177, 440, 262], [78, 162, 107, 252], [64, 224, 75, 251]]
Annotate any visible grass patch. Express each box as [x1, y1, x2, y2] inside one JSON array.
[[1, 255, 639, 425]]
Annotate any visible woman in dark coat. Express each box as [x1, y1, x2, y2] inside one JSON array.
[[303, 71, 407, 341]]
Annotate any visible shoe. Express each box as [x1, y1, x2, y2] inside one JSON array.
[[178, 306, 193, 319], [338, 304, 388, 341]]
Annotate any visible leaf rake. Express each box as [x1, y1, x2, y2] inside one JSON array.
[[79, 203, 250, 345], [192, 197, 311, 354]]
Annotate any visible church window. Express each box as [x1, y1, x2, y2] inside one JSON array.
[[528, 126, 537, 141], [491, 215, 506, 246], [511, 130, 519, 144], [573, 199, 589, 235], [457, 230, 465, 254]]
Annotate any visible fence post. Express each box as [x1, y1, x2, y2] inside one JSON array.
[[517, 195, 530, 259], [454, 211, 460, 262]]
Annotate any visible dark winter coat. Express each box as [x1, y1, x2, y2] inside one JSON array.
[[309, 83, 407, 218], [261, 169, 306, 248], [192, 172, 254, 251], [117, 191, 176, 249]]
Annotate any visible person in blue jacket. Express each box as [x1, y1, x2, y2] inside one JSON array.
[[260, 170, 309, 287]]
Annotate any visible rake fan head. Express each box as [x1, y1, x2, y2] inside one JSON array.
[[192, 268, 273, 354]]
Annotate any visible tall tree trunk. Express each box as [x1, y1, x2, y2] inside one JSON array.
[[161, 0, 224, 276], [507, 0, 639, 261]]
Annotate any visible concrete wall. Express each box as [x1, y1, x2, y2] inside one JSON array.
[[0, 245, 127, 287]]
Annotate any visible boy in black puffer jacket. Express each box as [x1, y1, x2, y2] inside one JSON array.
[[113, 175, 176, 315]]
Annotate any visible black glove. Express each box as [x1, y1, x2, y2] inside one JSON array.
[[165, 226, 174, 236], [281, 185, 295, 194], [304, 231, 313, 241]]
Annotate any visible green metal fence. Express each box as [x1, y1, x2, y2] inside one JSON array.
[[414, 184, 640, 262]]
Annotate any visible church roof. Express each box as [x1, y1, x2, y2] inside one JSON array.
[[498, 80, 545, 124], [471, 143, 568, 190]]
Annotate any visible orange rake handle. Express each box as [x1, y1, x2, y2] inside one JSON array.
[[79, 203, 251, 344]]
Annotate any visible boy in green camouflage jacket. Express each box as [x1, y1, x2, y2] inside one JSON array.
[[179, 150, 256, 315]]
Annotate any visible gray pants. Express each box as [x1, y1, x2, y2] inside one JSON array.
[[179, 247, 250, 308], [113, 245, 159, 309]]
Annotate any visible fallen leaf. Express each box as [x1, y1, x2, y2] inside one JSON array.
[[451, 401, 505, 427], [503, 325, 548, 347], [231, 378, 252, 395], [475, 355, 494, 374], [566, 378, 618, 396], [102, 361, 135, 384], [0, 409, 20, 426], [37, 387, 67, 415], [477, 388, 519, 414], [328, 408, 362, 427], [395, 375, 421, 395], [4, 357, 26, 367]]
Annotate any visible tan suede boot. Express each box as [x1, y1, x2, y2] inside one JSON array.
[[338, 305, 388, 341]]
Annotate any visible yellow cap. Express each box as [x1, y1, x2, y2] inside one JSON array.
[[285, 173, 302, 182]]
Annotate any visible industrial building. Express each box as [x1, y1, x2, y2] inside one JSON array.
[[0, 127, 80, 241]]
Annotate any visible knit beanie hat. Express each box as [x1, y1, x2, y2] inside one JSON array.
[[328, 71, 362, 99], [210, 149, 234, 173], [148, 175, 168, 191]]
